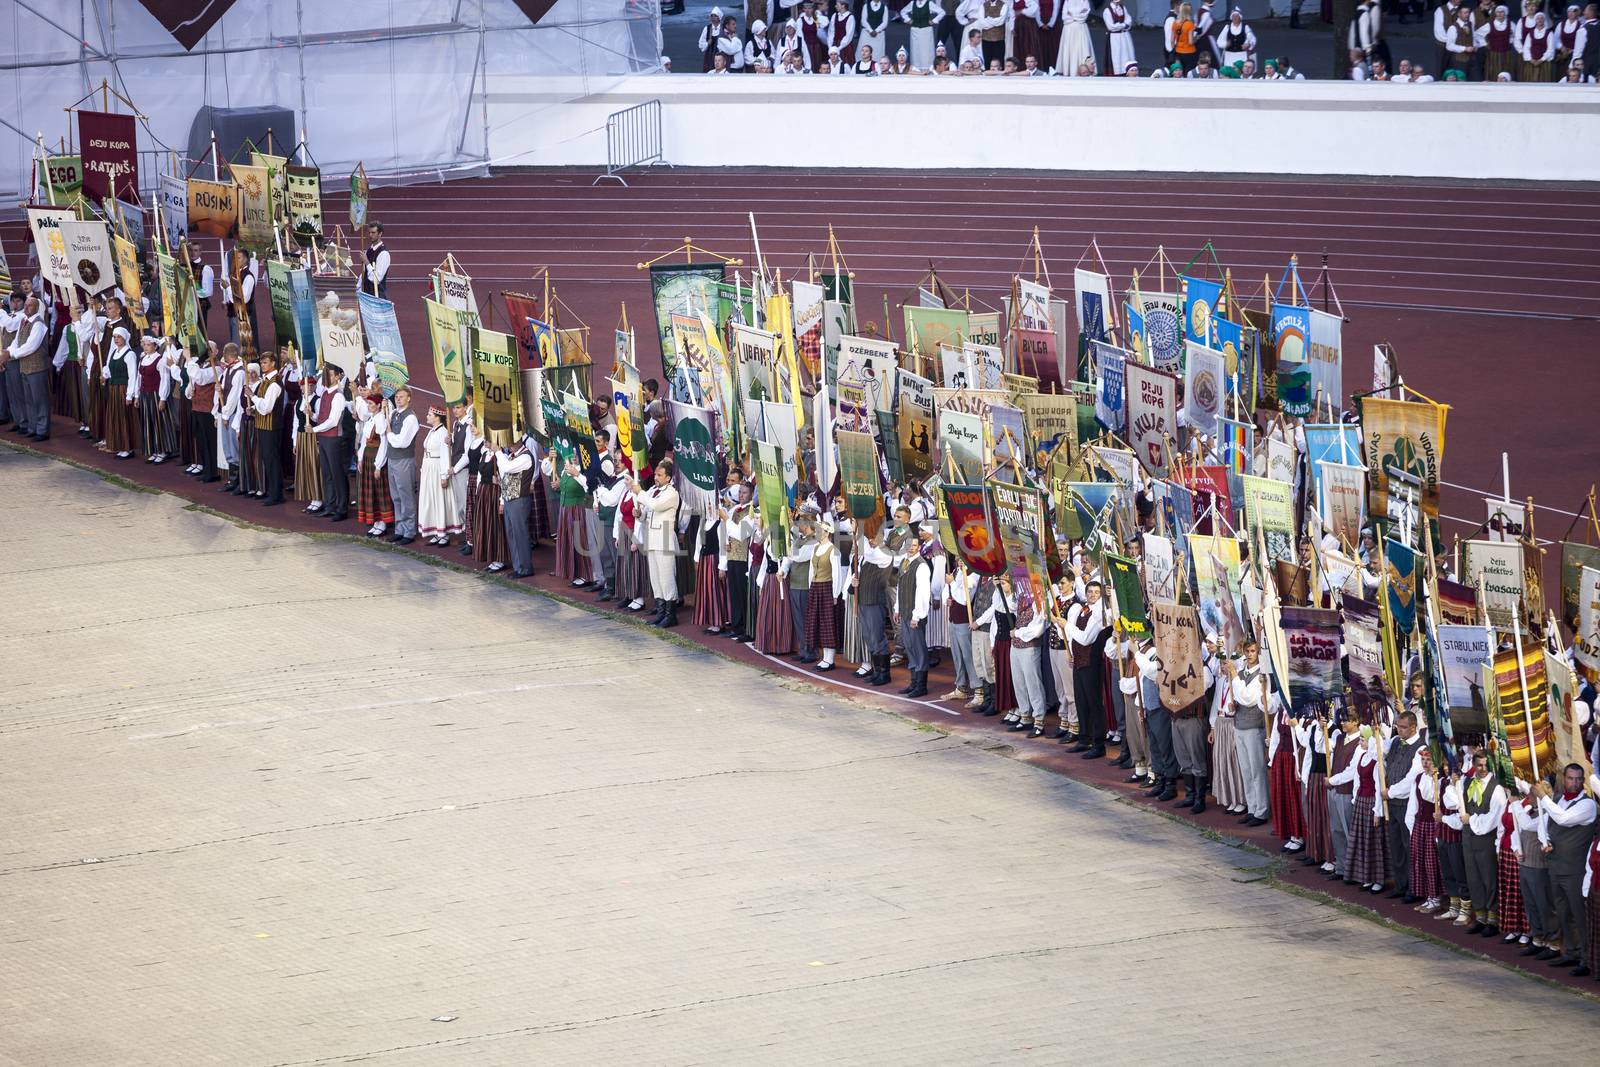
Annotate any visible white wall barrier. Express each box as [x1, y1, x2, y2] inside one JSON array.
[[488, 75, 1600, 183]]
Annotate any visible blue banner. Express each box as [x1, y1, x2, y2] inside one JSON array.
[[1182, 274, 1223, 348], [1271, 303, 1312, 417], [1093, 341, 1126, 435], [1123, 301, 1145, 362], [1385, 537, 1418, 634], [1213, 315, 1248, 409], [1304, 422, 1361, 503], [288, 266, 319, 377], [358, 291, 407, 397]]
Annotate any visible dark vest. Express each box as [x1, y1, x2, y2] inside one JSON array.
[[1384, 735, 1422, 807], [857, 560, 890, 608], [1463, 777, 1499, 841], [1546, 800, 1598, 877], [897, 556, 926, 620]]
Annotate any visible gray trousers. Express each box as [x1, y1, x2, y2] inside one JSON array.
[[859, 602, 889, 656], [1518, 865, 1554, 940], [1233, 726, 1269, 818], [1551, 871, 1587, 956], [1385, 801, 1412, 895], [1171, 715, 1207, 776], [1329, 791, 1355, 876], [387, 456, 418, 538], [2, 361, 22, 424], [1146, 703, 1179, 778], [594, 515, 617, 588], [789, 586, 812, 655], [970, 627, 995, 684], [947, 622, 976, 690], [1462, 832, 1498, 917], [503, 495, 532, 574], [21, 368, 50, 435], [1010, 642, 1047, 722], [901, 615, 928, 672], [220, 419, 240, 470]]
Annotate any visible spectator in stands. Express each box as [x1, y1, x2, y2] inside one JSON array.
[[960, 26, 985, 65], [711, 53, 733, 73], [1122, 60, 1141, 75], [1102, 1, 1136, 76], [746, 20, 774, 69], [716, 16, 746, 70], [1369, 55, 1390, 78], [1240, 57, 1258, 77], [1189, 50, 1219, 76], [901, 0, 944, 70], [780, 47, 808, 72], [1059, 0, 1095, 73], [1555, 3, 1587, 71], [1561, 56, 1587, 78], [1349, 46, 1371, 78], [826, 0, 857, 64], [1444, 4, 1484, 77], [700, 8, 724, 72], [1171, 2, 1199, 71], [860, 0, 892, 60], [1215, 8, 1256, 70], [890, 45, 916, 72], [1518, 8, 1555, 79]]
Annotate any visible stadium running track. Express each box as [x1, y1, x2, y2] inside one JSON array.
[[5, 168, 1600, 993]]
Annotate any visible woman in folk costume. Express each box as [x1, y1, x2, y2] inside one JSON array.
[[796, 0, 827, 69], [1101, 0, 1136, 75], [1494, 796, 1530, 945], [976, 572, 1018, 722], [699, 6, 724, 71], [355, 388, 395, 538], [75, 302, 104, 440], [469, 430, 509, 571], [51, 305, 84, 426], [1517, 7, 1555, 80], [781, 507, 822, 662], [1482, 5, 1517, 80], [132, 334, 175, 464], [1056, 0, 1095, 75], [612, 488, 650, 610], [1030, 0, 1062, 68], [825, 0, 856, 63], [776, 21, 813, 70], [1204, 640, 1248, 814], [1267, 695, 1307, 854], [801, 511, 847, 671], [632, 458, 683, 627], [1327, 724, 1387, 892], [753, 521, 796, 654], [745, 19, 776, 69], [417, 406, 460, 545], [1212, 7, 1254, 69], [294, 374, 324, 508], [859, 0, 891, 61], [99, 325, 138, 459], [1403, 748, 1446, 914], [238, 362, 264, 495], [1554, 4, 1587, 75], [900, 0, 944, 69], [694, 499, 731, 634], [1008, 0, 1040, 66], [544, 451, 595, 586], [1294, 712, 1335, 867]]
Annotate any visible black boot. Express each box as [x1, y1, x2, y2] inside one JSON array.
[[981, 687, 999, 715], [1143, 776, 1167, 799], [650, 597, 667, 624], [870, 654, 891, 686], [1189, 776, 1208, 815], [905, 670, 928, 698], [1155, 776, 1177, 801], [658, 601, 679, 629], [1171, 775, 1193, 805]]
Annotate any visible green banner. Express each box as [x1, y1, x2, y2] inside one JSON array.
[[837, 429, 880, 521], [266, 260, 296, 354], [45, 154, 83, 202], [755, 439, 789, 557], [1105, 551, 1149, 637], [424, 297, 469, 405]]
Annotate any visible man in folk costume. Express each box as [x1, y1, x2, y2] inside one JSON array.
[[1006, 577, 1052, 736], [859, 0, 892, 60], [360, 223, 390, 300], [824, 0, 856, 63], [893, 522, 936, 698], [1537, 763, 1597, 970], [901, 0, 944, 69], [1213, 7, 1254, 69], [1101, 0, 1135, 75], [1064, 580, 1110, 758], [716, 481, 757, 639], [1194, 0, 1217, 60], [0, 291, 26, 436], [495, 438, 535, 577], [974, 0, 1011, 67], [854, 530, 896, 686], [248, 352, 287, 506], [379, 386, 420, 542], [1381, 711, 1426, 901], [1582, 2, 1599, 80], [1460, 751, 1508, 935], [309, 365, 351, 522], [796, 0, 827, 69], [633, 458, 683, 628], [1225, 640, 1271, 828], [1443, 4, 1483, 77], [4, 296, 50, 442]]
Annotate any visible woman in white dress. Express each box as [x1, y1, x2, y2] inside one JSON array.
[[1056, 0, 1094, 75], [417, 405, 460, 545], [900, 0, 945, 70]]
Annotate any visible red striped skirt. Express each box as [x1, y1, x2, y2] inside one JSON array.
[[554, 505, 593, 582], [802, 585, 842, 649], [470, 484, 506, 565], [1409, 819, 1442, 900], [754, 572, 793, 655], [694, 554, 729, 628], [616, 537, 649, 602], [1347, 795, 1388, 885], [1269, 751, 1306, 841], [992, 636, 1016, 715], [1303, 772, 1332, 863], [1496, 848, 1526, 934], [357, 440, 394, 524]]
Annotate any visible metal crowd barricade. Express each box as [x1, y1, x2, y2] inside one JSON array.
[[594, 99, 663, 187]]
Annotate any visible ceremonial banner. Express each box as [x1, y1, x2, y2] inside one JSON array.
[[470, 327, 519, 447], [1304, 423, 1361, 505], [1242, 474, 1295, 563], [156, 252, 179, 337], [231, 163, 274, 250], [1544, 648, 1591, 777], [1361, 396, 1446, 520], [763, 400, 800, 494], [837, 334, 897, 411], [1181, 274, 1222, 346], [77, 109, 138, 202], [837, 382, 870, 434], [962, 342, 1005, 391], [766, 292, 802, 427], [1560, 542, 1600, 631], [1124, 362, 1177, 475], [1319, 461, 1366, 549], [943, 485, 1008, 575], [876, 410, 903, 482], [1385, 538, 1419, 634], [992, 481, 1050, 623], [1022, 392, 1077, 481], [838, 429, 882, 521], [1343, 594, 1389, 718], [349, 164, 369, 228], [1191, 533, 1244, 643], [1439, 623, 1494, 733], [1015, 328, 1058, 385], [990, 404, 1027, 467], [670, 401, 719, 514], [109, 198, 146, 250], [1218, 416, 1253, 475], [315, 293, 365, 378], [26, 206, 74, 289], [1140, 297, 1182, 372], [266, 260, 296, 350], [1183, 341, 1225, 438], [45, 154, 82, 201], [1072, 269, 1108, 341], [186, 177, 237, 239], [1182, 464, 1234, 534], [1151, 601, 1205, 710], [112, 235, 144, 326], [793, 279, 824, 389], [1094, 342, 1126, 434], [940, 408, 984, 484], [358, 291, 407, 396], [285, 164, 322, 244], [158, 174, 187, 251], [898, 370, 934, 480], [1495, 642, 1554, 783], [755, 440, 789, 554], [1142, 532, 1176, 602], [1271, 303, 1312, 417], [1484, 498, 1525, 543], [1264, 435, 1295, 484], [733, 323, 777, 400], [288, 267, 319, 374], [813, 384, 836, 492], [1105, 552, 1149, 637], [424, 298, 470, 405], [58, 220, 115, 295], [1437, 578, 1481, 626], [173, 253, 204, 358], [1214, 316, 1253, 411], [649, 261, 725, 375], [967, 311, 1002, 350], [1307, 308, 1343, 412], [903, 305, 968, 358], [1281, 606, 1343, 710], [1123, 302, 1146, 364], [1462, 538, 1524, 631]]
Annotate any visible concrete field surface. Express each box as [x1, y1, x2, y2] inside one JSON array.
[[1, 447, 1594, 1066]]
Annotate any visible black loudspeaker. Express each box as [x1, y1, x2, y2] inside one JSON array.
[[186, 105, 297, 170]]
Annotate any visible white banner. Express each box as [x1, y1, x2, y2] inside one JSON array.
[[1182, 340, 1224, 438], [58, 219, 116, 295], [315, 292, 366, 377], [1124, 362, 1176, 475], [26, 206, 75, 289], [1308, 308, 1343, 412]]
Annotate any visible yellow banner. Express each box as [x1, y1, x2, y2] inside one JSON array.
[[1362, 396, 1447, 519], [423, 297, 469, 405], [765, 292, 803, 429]]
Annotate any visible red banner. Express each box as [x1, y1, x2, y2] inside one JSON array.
[[78, 110, 139, 203], [942, 485, 1009, 577], [136, 1, 239, 50], [502, 293, 544, 371], [1181, 464, 1233, 536]]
